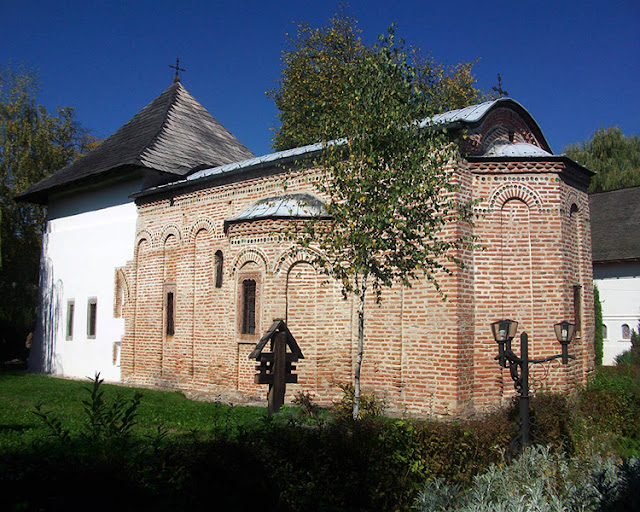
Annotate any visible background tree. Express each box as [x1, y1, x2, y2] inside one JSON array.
[[594, 285, 603, 365], [284, 25, 476, 419], [268, 13, 487, 151], [564, 127, 640, 193], [0, 64, 90, 361]]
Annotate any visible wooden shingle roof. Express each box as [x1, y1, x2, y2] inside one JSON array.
[[17, 82, 254, 204], [590, 186, 640, 263]]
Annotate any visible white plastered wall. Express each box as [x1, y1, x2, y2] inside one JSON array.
[[29, 179, 141, 381], [594, 262, 640, 365]]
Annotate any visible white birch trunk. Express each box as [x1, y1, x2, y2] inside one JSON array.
[[352, 273, 367, 420]]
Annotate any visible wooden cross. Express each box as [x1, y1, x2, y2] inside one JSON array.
[[169, 58, 186, 83]]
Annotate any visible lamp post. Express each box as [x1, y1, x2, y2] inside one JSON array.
[[490, 320, 575, 456]]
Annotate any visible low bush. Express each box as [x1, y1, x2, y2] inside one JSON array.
[[331, 382, 386, 420], [415, 445, 640, 512]]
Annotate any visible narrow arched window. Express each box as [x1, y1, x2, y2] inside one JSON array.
[[166, 291, 175, 336], [163, 283, 176, 339], [622, 324, 631, 340], [214, 251, 223, 288], [573, 285, 582, 334], [570, 203, 579, 217], [87, 297, 97, 339], [242, 279, 256, 334], [602, 324, 608, 339]]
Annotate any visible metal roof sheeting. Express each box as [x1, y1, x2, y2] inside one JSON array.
[[484, 141, 552, 157], [187, 141, 326, 182], [423, 100, 498, 127], [135, 98, 554, 199], [225, 193, 329, 226]]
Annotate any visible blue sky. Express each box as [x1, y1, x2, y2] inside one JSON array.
[[2, 1, 638, 157]]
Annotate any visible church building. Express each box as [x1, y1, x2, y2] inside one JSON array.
[[19, 81, 595, 416]]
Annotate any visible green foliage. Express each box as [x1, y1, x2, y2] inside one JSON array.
[[415, 445, 640, 512], [0, 64, 92, 360], [564, 126, 640, 193], [594, 285, 603, 365], [0, 370, 264, 449], [32, 402, 71, 442], [615, 326, 640, 366], [331, 382, 386, 420], [580, 359, 640, 457], [269, 12, 487, 151], [79, 372, 142, 444], [291, 389, 318, 419], [285, 22, 477, 419], [529, 393, 577, 452]]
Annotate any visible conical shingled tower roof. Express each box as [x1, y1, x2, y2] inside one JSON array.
[[18, 82, 254, 204]]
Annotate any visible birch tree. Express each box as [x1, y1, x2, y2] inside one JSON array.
[[283, 27, 475, 419]]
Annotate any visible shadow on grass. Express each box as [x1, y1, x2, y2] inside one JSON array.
[[0, 438, 281, 512]]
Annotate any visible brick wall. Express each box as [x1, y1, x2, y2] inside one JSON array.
[[118, 116, 594, 417]]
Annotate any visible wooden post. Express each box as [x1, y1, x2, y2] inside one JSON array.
[[268, 331, 287, 414]]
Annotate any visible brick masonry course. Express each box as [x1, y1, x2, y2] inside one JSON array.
[[117, 107, 594, 417]]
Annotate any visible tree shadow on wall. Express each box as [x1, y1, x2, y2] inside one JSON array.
[[28, 254, 62, 374]]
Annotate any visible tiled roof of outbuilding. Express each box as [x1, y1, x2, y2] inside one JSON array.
[[590, 186, 640, 262], [17, 82, 254, 203]]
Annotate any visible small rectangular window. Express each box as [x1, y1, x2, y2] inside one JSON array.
[[242, 280, 256, 335], [214, 251, 224, 288], [163, 283, 176, 339], [87, 297, 97, 339], [166, 291, 175, 336], [66, 300, 75, 340]]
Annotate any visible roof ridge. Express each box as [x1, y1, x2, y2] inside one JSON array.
[[137, 82, 182, 166], [589, 184, 640, 196]]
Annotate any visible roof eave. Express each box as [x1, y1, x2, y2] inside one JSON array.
[[131, 148, 322, 200], [15, 164, 162, 205], [467, 154, 594, 174], [593, 257, 640, 265]]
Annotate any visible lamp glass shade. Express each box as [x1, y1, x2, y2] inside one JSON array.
[[491, 319, 518, 342], [554, 321, 575, 344]]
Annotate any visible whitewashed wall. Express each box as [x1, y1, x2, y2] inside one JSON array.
[[594, 262, 640, 365], [28, 179, 141, 382]]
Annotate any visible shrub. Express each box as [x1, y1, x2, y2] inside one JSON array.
[[331, 382, 386, 420], [32, 373, 142, 455], [415, 445, 640, 511], [292, 390, 318, 419], [529, 393, 577, 452]]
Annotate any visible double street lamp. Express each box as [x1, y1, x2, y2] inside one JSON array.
[[490, 319, 575, 456]]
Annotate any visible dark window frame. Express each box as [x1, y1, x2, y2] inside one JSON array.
[[66, 299, 75, 341], [163, 283, 177, 340], [242, 279, 256, 335], [87, 297, 97, 339], [166, 291, 175, 336], [214, 251, 224, 288], [573, 285, 582, 335]]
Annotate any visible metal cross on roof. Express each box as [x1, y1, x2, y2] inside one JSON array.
[[492, 73, 509, 98], [170, 58, 186, 83]]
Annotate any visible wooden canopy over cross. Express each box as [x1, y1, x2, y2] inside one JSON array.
[[248, 319, 304, 361]]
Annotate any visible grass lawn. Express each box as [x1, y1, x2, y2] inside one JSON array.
[[0, 370, 266, 450], [1, 360, 639, 511]]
